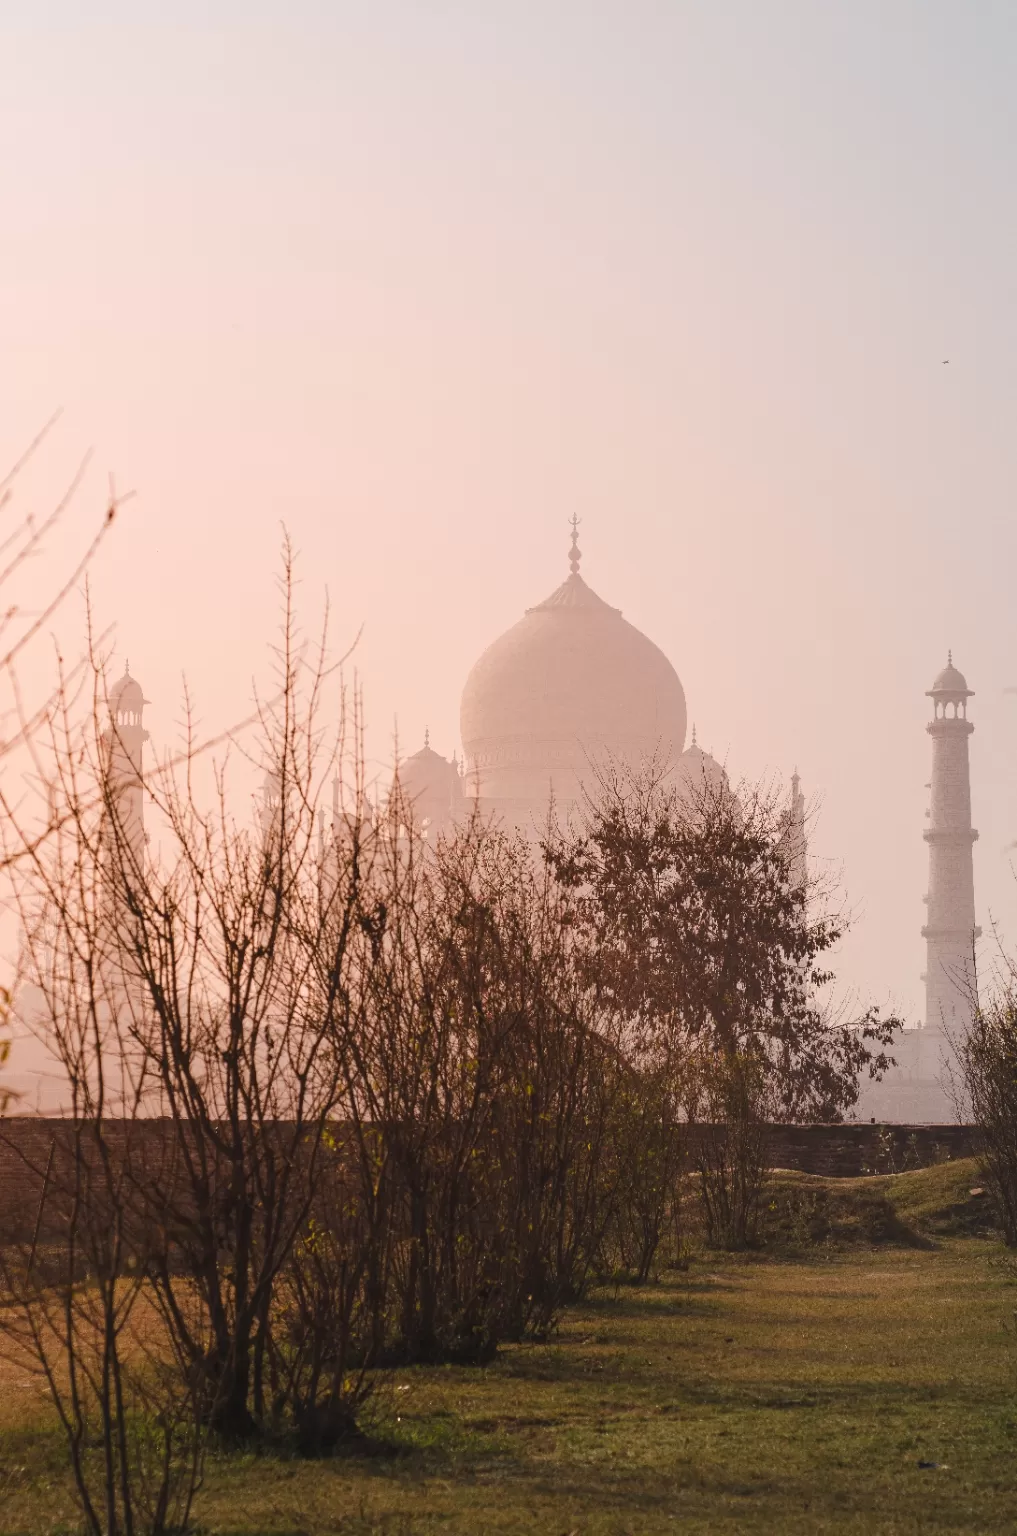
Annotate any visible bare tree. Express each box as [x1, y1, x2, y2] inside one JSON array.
[[327, 789, 630, 1358], [0, 662, 204, 1533], [957, 940, 1017, 1244], [0, 544, 376, 1495], [95, 545, 377, 1441]]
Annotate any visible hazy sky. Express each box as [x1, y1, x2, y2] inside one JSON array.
[[2, 1, 1017, 1024]]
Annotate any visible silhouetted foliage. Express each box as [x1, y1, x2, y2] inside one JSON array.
[[3, 540, 904, 1536], [548, 760, 897, 1246], [1, 545, 671, 1536]]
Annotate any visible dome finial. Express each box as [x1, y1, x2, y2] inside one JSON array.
[[568, 514, 582, 577], [948, 648, 953, 666], [691, 722, 697, 746], [424, 726, 430, 750]]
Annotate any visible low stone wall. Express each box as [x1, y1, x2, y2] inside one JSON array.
[[758, 1122, 977, 1177], [0, 1117, 981, 1243], [0, 1117, 191, 1244], [0, 1118, 73, 1242]]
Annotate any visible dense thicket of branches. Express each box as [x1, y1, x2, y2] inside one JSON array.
[[0, 559, 649, 1527], [330, 815, 626, 1364], [0, 562, 891, 1531]]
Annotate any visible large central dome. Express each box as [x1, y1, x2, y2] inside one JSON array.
[[460, 533, 687, 809]]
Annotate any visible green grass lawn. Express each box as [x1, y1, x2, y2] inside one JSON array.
[[3, 1159, 1017, 1534]]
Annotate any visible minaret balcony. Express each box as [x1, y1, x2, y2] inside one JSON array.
[[926, 717, 974, 737], [921, 923, 982, 941]]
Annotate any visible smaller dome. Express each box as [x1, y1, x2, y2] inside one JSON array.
[[927, 654, 972, 698], [109, 664, 146, 716], [676, 738, 729, 798], [394, 736, 463, 827]]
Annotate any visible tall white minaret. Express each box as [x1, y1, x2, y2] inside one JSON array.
[[922, 654, 979, 1035], [103, 662, 149, 874]]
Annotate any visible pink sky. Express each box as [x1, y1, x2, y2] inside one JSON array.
[[3, 2, 1017, 1028]]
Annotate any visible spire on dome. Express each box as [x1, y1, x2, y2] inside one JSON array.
[[691, 722, 697, 747], [948, 649, 953, 666], [424, 726, 430, 750], [568, 515, 582, 577]]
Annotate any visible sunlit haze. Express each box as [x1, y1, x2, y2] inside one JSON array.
[[3, 1, 1017, 1029]]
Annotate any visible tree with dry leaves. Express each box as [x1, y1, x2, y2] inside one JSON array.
[[548, 760, 897, 1246]]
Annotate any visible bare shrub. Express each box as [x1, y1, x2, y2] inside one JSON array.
[[1, 545, 378, 1462], [103, 552, 377, 1442], [0, 1124, 204, 1536], [0, 616, 205, 1528], [330, 795, 630, 1358], [685, 1048, 773, 1249], [959, 994, 1017, 1244], [0, 851, 205, 1536], [267, 1129, 378, 1452]]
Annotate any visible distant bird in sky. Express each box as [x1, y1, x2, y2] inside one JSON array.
[[942, 359, 950, 364]]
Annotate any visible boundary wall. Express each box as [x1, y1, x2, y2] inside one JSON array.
[[0, 1118, 979, 1243]]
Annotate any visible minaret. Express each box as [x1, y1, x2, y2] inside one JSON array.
[[103, 662, 149, 873], [787, 769, 807, 891], [922, 654, 979, 1035], [100, 664, 150, 1019]]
